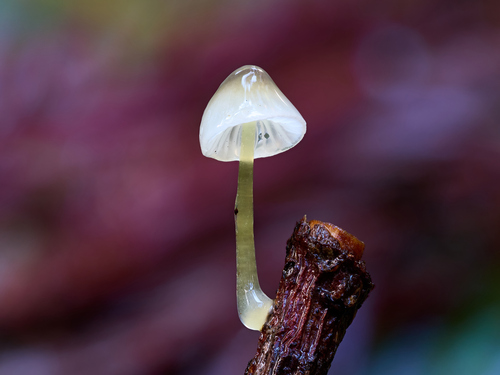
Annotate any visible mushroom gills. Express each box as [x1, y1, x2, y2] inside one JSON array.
[[235, 121, 274, 330], [206, 118, 302, 161]]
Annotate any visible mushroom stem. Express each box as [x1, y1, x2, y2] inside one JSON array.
[[235, 121, 274, 331]]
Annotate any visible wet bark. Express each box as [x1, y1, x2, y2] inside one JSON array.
[[245, 217, 374, 375]]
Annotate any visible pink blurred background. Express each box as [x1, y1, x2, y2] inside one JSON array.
[[1, 1, 500, 374]]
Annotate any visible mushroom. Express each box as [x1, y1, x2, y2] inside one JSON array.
[[199, 65, 306, 330]]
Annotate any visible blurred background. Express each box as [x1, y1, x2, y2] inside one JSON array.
[[1, 0, 500, 374]]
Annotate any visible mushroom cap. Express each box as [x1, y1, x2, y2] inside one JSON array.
[[199, 65, 307, 162]]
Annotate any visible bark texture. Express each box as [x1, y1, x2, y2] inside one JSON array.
[[245, 217, 374, 375]]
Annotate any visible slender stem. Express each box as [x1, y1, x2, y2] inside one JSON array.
[[235, 121, 273, 331]]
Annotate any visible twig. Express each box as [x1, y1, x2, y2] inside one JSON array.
[[245, 217, 374, 375]]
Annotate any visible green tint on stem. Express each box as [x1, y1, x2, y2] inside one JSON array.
[[235, 121, 274, 331]]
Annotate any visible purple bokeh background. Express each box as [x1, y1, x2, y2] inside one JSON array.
[[1, 1, 500, 374]]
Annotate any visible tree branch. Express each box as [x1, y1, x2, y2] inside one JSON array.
[[245, 217, 374, 375]]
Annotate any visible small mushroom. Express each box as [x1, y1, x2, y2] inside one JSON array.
[[199, 65, 306, 330]]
